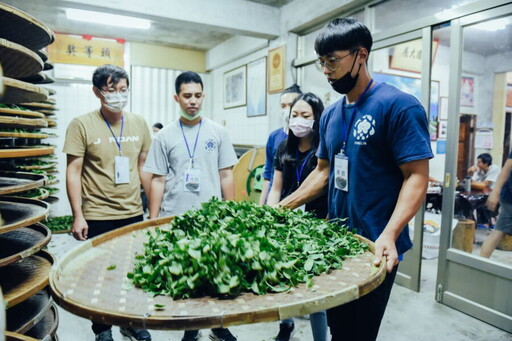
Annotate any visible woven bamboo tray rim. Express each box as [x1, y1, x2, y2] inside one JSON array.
[[36, 49, 48, 62], [5, 331, 40, 341], [0, 147, 54, 159], [25, 303, 58, 340], [0, 171, 47, 195], [0, 223, 51, 267], [2, 77, 49, 104], [19, 102, 56, 110], [7, 287, 53, 333], [0, 115, 47, 128], [0, 38, 43, 78], [16, 162, 57, 170], [1, 250, 54, 308], [49, 217, 386, 330], [0, 2, 55, 51], [0, 107, 45, 118], [40, 110, 56, 116], [0, 131, 48, 139], [45, 119, 56, 127], [0, 196, 50, 234], [10, 187, 50, 201]]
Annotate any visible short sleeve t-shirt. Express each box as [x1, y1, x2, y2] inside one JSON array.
[[63, 109, 152, 220], [143, 118, 238, 217], [274, 141, 328, 219], [317, 83, 433, 255], [263, 128, 287, 184], [471, 164, 500, 189]]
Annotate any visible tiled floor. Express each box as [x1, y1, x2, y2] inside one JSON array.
[[47, 234, 511, 341]]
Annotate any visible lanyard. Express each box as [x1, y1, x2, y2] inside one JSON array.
[[295, 149, 312, 187], [101, 110, 124, 156], [180, 119, 202, 166], [340, 79, 374, 154]]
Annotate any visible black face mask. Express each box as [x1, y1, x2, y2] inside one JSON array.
[[329, 51, 361, 94]]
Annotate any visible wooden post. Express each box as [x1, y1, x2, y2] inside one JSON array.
[[451, 219, 475, 253]]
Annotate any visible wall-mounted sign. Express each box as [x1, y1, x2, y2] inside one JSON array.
[[47, 33, 124, 67], [390, 39, 438, 73]]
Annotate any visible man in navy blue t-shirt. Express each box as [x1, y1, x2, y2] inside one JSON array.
[[259, 84, 302, 205], [279, 18, 433, 340]]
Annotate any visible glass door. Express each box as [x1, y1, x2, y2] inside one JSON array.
[[371, 28, 434, 291], [437, 4, 512, 332]]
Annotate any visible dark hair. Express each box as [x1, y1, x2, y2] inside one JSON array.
[[478, 153, 492, 166], [153, 122, 163, 129], [281, 84, 302, 96], [281, 92, 324, 166], [92, 64, 129, 89], [314, 17, 372, 57], [175, 71, 203, 94]]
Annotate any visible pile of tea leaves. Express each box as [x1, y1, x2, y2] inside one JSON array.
[[128, 198, 366, 299]]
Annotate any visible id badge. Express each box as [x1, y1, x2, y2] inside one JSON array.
[[334, 153, 349, 192], [184, 168, 201, 192], [115, 156, 130, 184]]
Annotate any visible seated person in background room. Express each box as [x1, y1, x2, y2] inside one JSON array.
[[468, 153, 500, 190], [468, 153, 500, 228]]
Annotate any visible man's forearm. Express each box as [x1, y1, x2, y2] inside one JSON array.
[[139, 167, 152, 198], [279, 166, 328, 209], [148, 176, 165, 218], [220, 170, 235, 200], [258, 180, 270, 205], [66, 172, 84, 219]]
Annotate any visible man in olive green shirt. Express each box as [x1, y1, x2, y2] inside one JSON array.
[[63, 64, 152, 341]]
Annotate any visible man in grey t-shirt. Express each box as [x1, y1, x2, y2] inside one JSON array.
[[144, 71, 238, 341]]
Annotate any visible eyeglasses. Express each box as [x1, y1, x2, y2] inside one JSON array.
[[315, 50, 356, 72], [100, 88, 129, 95]]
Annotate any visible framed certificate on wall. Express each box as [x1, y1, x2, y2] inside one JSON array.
[[268, 45, 285, 94]]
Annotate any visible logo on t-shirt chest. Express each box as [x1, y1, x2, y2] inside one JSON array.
[[205, 139, 217, 152], [353, 114, 376, 145]]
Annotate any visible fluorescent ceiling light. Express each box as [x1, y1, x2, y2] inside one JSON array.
[[65, 8, 151, 30], [472, 17, 509, 32]]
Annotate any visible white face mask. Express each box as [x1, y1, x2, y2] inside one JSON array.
[[289, 117, 314, 137], [180, 108, 202, 121], [281, 109, 290, 133], [103, 92, 128, 113]]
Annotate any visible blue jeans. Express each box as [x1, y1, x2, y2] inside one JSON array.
[[282, 310, 327, 341]]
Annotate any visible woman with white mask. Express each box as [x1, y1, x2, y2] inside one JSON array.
[[267, 92, 329, 341]]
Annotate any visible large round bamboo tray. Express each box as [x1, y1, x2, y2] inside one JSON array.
[[0, 223, 51, 267], [15, 162, 57, 170], [0, 196, 50, 234], [11, 188, 50, 201], [44, 118, 56, 127], [20, 73, 54, 85], [233, 147, 265, 203], [49, 217, 386, 330], [0, 3, 55, 51], [0, 171, 47, 195], [0, 107, 45, 118], [43, 196, 58, 206], [0, 131, 48, 139], [1, 286, 5, 341], [25, 303, 58, 340], [36, 49, 48, 62], [0, 39, 43, 79], [1, 77, 48, 104], [4, 331, 39, 341], [43, 62, 53, 71], [0, 115, 47, 129], [19, 102, 56, 110], [0, 147, 54, 159], [39, 110, 56, 116], [7, 288, 52, 334], [1, 250, 54, 308]]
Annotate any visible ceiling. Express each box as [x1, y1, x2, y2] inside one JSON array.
[[2, 0, 290, 51]]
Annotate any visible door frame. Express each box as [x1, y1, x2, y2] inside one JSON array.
[[437, 4, 512, 332]]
